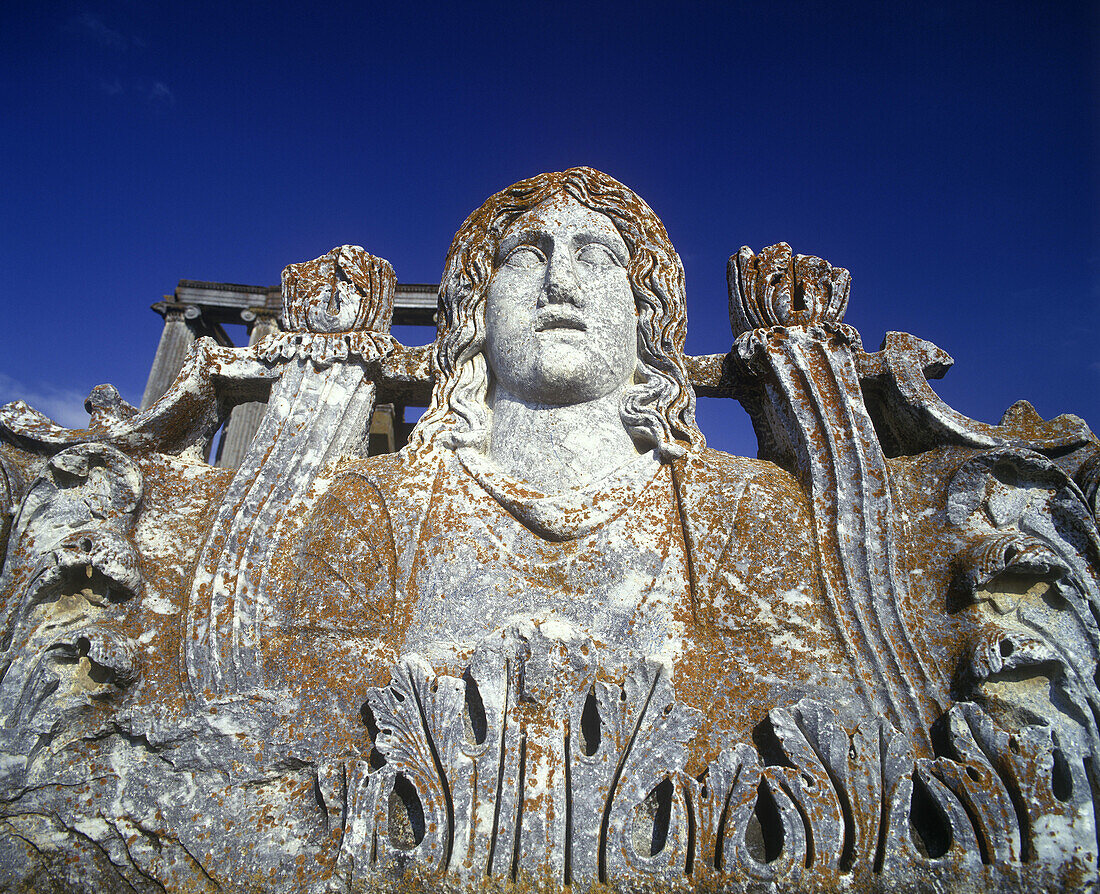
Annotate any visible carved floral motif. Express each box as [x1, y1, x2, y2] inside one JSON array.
[[0, 169, 1095, 892], [333, 626, 1097, 890]]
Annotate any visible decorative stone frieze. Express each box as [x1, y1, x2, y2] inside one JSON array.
[[0, 168, 1097, 892]]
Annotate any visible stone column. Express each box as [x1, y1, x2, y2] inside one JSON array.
[[367, 403, 396, 455], [140, 304, 200, 409], [215, 309, 281, 469]]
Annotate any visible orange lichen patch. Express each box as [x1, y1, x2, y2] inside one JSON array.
[[275, 441, 875, 781], [2, 169, 1097, 892], [127, 453, 234, 708]]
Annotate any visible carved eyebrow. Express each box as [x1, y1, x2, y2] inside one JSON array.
[[571, 228, 629, 264], [496, 229, 547, 263]]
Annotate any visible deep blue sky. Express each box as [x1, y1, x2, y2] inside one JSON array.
[[2, 1, 1096, 457]]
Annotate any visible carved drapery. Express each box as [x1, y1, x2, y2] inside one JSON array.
[[183, 247, 397, 700], [0, 225, 1097, 892], [728, 243, 944, 745]]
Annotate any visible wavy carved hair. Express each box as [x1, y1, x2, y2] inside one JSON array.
[[408, 167, 704, 461]]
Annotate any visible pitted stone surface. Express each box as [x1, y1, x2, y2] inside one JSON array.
[[0, 167, 1098, 892]]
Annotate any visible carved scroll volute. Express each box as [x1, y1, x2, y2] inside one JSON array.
[[281, 245, 395, 334], [726, 244, 943, 750]]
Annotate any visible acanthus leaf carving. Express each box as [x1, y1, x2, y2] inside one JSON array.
[[329, 627, 1100, 892]]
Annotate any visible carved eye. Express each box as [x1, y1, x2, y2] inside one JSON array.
[[575, 242, 622, 268], [503, 245, 545, 269]]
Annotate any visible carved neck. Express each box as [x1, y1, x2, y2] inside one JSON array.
[[485, 386, 644, 492]]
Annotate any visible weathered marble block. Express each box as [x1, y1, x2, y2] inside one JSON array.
[[0, 169, 1097, 893]]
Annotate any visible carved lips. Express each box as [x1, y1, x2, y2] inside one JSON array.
[[534, 306, 588, 332]]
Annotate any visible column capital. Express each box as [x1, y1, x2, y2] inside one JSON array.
[[240, 306, 281, 325], [151, 300, 202, 322]]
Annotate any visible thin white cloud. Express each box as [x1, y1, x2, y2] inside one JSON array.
[[66, 13, 171, 108], [68, 12, 132, 52], [96, 78, 176, 106], [0, 373, 91, 430], [145, 80, 174, 105]]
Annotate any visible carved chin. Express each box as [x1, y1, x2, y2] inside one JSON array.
[[491, 344, 634, 406]]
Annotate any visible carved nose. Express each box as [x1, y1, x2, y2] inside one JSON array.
[[540, 251, 581, 307]]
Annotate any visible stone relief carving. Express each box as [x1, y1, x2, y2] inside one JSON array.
[[0, 167, 1097, 892], [0, 445, 144, 775], [339, 625, 1098, 891], [184, 246, 396, 700]]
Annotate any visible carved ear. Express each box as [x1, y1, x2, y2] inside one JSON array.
[[0, 443, 145, 746], [947, 448, 1100, 578], [7, 444, 142, 571], [946, 449, 1100, 638]]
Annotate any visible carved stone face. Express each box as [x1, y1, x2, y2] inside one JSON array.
[[484, 194, 637, 406]]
